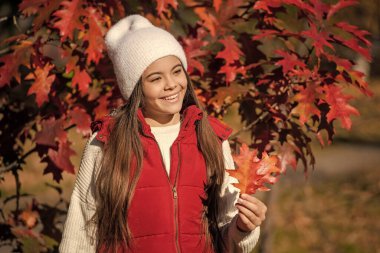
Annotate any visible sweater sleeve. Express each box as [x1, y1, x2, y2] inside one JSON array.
[[218, 140, 260, 253], [59, 133, 102, 253]]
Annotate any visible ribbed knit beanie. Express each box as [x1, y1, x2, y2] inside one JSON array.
[[105, 14, 188, 100]]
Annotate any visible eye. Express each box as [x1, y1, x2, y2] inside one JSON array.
[[174, 68, 182, 75], [151, 77, 161, 82]]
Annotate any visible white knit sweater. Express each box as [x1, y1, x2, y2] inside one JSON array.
[[59, 124, 260, 252]]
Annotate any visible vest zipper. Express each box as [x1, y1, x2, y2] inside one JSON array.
[[173, 143, 181, 253], [150, 137, 181, 252]]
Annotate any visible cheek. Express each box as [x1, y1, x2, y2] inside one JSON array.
[[178, 75, 188, 90], [142, 84, 161, 100]]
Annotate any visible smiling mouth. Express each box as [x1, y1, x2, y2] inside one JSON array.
[[162, 93, 180, 101]]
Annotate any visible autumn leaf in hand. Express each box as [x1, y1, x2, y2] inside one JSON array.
[[227, 144, 281, 194]]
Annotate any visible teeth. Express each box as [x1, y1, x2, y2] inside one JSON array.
[[163, 93, 179, 100]]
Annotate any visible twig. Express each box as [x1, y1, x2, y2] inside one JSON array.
[[13, 16, 22, 33], [0, 146, 37, 175], [11, 167, 21, 223], [229, 111, 269, 139], [0, 16, 9, 23]]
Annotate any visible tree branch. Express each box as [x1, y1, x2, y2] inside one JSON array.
[[229, 111, 269, 139]]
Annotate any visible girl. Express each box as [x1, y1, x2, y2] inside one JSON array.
[[59, 15, 267, 253]]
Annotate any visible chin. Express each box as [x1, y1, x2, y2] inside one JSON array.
[[158, 102, 183, 115]]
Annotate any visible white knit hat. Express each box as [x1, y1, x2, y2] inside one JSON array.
[[105, 15, 188, 100]]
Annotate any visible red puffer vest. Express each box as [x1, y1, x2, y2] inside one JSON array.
[[91, 105, 232, 253]]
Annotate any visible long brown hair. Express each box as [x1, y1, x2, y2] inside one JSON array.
[[93, 69, 227, 252]]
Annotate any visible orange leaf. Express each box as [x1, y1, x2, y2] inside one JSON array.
[[83, 7, 108, 65], [227, 144, 281, 194], [217, 64, 246, 84], [32, 0, 62, 30], [19, 0, 47, 16], [0, 40, 33, 87], [193, 7, 219, 37], [72, 69, 92, 96], [327, 0, 358, 21], [274, 50, 306, 74], [324, 85, 360, 130], [292, 84, 322, 125], [35, 117, 67, 147], [68, 107, 92, 136], [276, 142, 300, 173], [20, 210, 39, 229], [48, 140, 76, 174], [156, 0, 178, 15], [53, 0, 85, 41], [94, 92, 111, 120], [208, 83, 249, 106], [182, 28, 209, 76], [216, 36, 243, 65], [26, 63, 56, 107], [213, 0, 222, 12]]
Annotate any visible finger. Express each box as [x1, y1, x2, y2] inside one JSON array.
[[241, 194, 267, 212], [236, 204, 263, 227], [241, 194, 266, 209], [237, 197, 267, 219], [236, 208, 257, 231]]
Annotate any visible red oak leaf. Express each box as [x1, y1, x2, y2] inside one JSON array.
[[33, 0, 62, 30], [193, 7, 219, 37], [48, 140, 76, 174], [94, 92, 111, 120], [208, 83, 250, 106], [19, 0, 47, 16], [292, 84, 322, 125], [334, 35, 371, 61], [68, 107, 91, 136], [213, 0, 222, 12], [156, 0, 178, 15], [283, 0, 318, 18], [326, 53, 353, 70], [301, 23, 334, 57], [216, 0, 245, 27], [324, 85, 360, 130], [64, 54, 79, 74], [83, 7, 108, 65], [26, 63, 56, 107], [0, 40, 32, 87], [276, 142, 300, 173], [274, 50, 306, 74], [253, 0, 282, 14], [53, 0, 85, 41], [327, 0, 358, 21], [216, 36, 243, 65], [108, 0, 126, 17], [252, 29, 279, 41], [217, 65, 246, 84], [227, 144, 281, 194], [20, 209, 39, 229], [309, 0, 330, 21], [71, 69, 91, 96], [182, 28, 209, 76], [346, 70, 373, 96], [335, 22, 371, 46], [63, 54, 91, 95], [35, 117, 67, 147]]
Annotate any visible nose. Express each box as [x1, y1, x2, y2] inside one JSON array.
[[164, 75, 177, 90]]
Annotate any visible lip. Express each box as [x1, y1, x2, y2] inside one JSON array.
[[161, 92, 180, 100]]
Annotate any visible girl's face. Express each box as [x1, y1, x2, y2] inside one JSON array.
[[141, 55, 188, 125]]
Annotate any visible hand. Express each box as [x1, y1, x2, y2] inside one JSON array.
[[235, 193, 267, 233]]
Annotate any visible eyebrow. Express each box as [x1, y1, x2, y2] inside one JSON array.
[[145, 64, 182, 79]]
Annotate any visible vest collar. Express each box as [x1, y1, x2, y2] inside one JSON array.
[[137, 105, 203, 140]]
